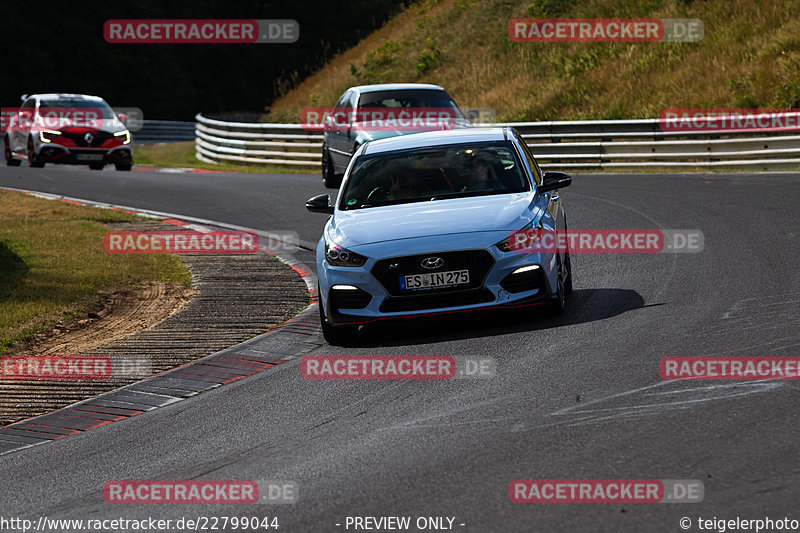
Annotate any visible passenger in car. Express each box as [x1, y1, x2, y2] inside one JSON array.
[[460, 153, 497, 192]]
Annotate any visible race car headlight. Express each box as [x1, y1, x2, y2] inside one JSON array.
[[38, 129, 62, 143], [495, 221, 541, 252], [325, 241, 367, 267], [114, 130, 131, 145]]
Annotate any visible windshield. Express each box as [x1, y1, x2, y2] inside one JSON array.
[[40, 99, 116, 119], [339, 141, 530, 210]]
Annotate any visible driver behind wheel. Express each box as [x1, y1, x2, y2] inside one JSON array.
[[387, 175, 423, 200]]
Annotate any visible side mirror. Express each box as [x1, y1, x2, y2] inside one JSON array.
[[117, 113, 128, 125], [538, 171, 572, 193], [306, 194, 334, 214]]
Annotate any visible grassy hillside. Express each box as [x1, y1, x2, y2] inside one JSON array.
[[267, 0, 800, 122]]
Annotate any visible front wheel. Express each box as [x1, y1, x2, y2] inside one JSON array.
[[321, 145, 341, 189], [89, 163, 104, 171], [27, 138, 44, 168], [547, 255, 567, 315], [319, 292, 358, 345], [563, 251, 573, 294], [5, 137, 20, 166], [115, 163, 132, 171]]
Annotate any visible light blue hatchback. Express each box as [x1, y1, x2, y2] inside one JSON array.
[[306, 127, 573, 345]]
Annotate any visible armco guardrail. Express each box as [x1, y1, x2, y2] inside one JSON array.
[[131, 120, 196, 143], [195, 113, 800, 171]]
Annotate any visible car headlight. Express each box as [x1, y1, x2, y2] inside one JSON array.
[[38, 129, 61, 143], [495, 220, 542, 252], [325, 241, 367, 267], [114, 130, 131, 145]]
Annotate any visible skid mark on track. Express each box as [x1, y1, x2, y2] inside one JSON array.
[[704, 292, 800, 354], [528, 380, 782, 430]]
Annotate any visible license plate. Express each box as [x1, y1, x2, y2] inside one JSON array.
[[76, 154, 103, 161], [400, 269, 470, 290]]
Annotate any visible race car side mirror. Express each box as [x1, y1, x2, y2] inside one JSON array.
[[538, 171, 572, 193], [306, 194, 334, 214]]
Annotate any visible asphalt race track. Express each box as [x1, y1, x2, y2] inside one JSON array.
[[1, 164, 799, 532]]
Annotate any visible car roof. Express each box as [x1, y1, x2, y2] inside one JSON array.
[[349, 83, 446, 94], [29, 93, 105, 102], [364, 127, 510, 154]]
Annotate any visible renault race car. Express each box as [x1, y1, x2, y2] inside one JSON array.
[[4, 93, 133, 170]]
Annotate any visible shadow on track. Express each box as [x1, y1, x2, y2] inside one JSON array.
[[355, 288, 654, 347]]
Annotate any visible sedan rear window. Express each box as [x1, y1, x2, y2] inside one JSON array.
[[340, 141, 530, 210], [357, 90, 464, 119]]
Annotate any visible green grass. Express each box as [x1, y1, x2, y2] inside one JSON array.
[[134, 141, 311, 174], [0, 190, 192, 354], [267, 0, 800, 122]]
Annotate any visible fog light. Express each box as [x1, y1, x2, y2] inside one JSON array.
[[512, 264, 540, 274]]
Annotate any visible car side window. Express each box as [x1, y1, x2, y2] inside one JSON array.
[[328, 91, 352, 129], [345, 92, 358, 123], [19, 99, 35, 126], [518, 137, 542, 186], [334, 91, 350, 111]]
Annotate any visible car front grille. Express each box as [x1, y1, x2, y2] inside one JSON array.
[[61, 131, 114, 147], [371, 249, 495, 297]]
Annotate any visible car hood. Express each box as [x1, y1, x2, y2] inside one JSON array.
[[54, 118, 124, 134], [327, 193, 536, 247]]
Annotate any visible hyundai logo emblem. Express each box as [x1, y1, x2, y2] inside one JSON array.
[[420, 257, 444, 270], [84, 132, 94, 145]]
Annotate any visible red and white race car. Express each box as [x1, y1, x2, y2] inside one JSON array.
[[3, 93, 133, 170]]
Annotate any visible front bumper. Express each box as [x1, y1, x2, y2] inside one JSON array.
[[317, 234, 560, 326], [36, 144, 132, 165]]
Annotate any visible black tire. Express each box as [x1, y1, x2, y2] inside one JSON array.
[[5, 137, 20, 166], [564, 251, 573, 294], [547, 255, 567, 315], [115, 163, 132, 171], [319, 292, 358, 345], [27, 137, 44, 168], [322, 145, 341, 189], [89, 163, 104, 171]]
